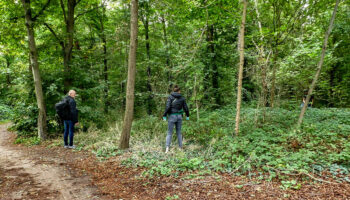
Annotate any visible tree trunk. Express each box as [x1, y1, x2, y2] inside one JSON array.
[[194, 75, 200, 121], [21, 0, 47, 140], [5, 58, 11, 86], [328, 64, 337, 107], [61, 0, 77, 91], [254, 0, 268, 108], [297, 0, 340, 127], [270, 1, 281, 108], [100, 4, 109, 113], [208, 24, 220, 107], [119, 0, 138, 149], [161, 16, 172, 92], [142, 8, 152, 115], [234, 0, 247, 136]]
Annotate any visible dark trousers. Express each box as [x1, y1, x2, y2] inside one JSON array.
[[64, 120, 74, 146]]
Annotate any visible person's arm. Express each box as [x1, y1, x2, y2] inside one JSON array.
[[69, 99, 78, 123], [183, 99, 189, 117], [163, 96, 172, 117]]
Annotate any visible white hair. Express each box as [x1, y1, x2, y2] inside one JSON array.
[[68, 90, 76, 95]]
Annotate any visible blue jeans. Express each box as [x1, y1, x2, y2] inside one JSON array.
[[64, 120, 75, 146], [166, 115, 183, 148]]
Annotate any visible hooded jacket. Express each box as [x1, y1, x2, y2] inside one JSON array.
[[163, 92, 189, 117]]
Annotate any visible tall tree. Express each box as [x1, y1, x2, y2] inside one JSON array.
[[44, 0, 80, 91], [119, 0, 139, 149], [161, 15, 171, 92], [21, 0, 48, 140], [254, 0, 270, 108], [235, 0, 247, 136], [140, 0, 153, 115], [99, 3, 109, 113], [297, 0, 340, 127], [207, 24, 221, 107]]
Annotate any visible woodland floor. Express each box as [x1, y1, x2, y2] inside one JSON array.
[[0, 123, 349, 200]]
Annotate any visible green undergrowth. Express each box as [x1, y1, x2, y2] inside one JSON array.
[[73, 106, 350, 184], [0, 102, 12, 122], [14, 136, 41, 146]]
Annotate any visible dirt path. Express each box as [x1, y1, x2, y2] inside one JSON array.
[[0, 123, 105, 200]]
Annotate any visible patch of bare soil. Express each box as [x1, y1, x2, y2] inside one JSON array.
[[0, 124, 109, 200]]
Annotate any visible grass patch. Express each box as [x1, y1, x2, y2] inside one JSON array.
[[14, 136, 41, 146], [0, 120, 11, 125]]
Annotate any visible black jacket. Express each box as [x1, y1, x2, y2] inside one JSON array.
[[65, 96, 78, 123], [163, 92, 189, 117]]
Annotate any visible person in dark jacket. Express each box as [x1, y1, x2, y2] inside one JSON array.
[[163, 85, 189, 153], [63, 90, 79, 149]]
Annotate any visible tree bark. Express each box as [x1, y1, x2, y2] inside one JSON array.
[[297, 0, 340, 127], [194, 75, 200, 121], [161, 16, 172, 92], [254, 0, 268, 108], [119, 0, 138, 149], [100, 4, 109, 113], [234, 0, 247, 136], [21, 0, 47, 140], [270, 0, 281, 108], [63, 0, 76, 91], [142, 5, 153, 115], [5, 57, 11, 86], [208, 24, 221, 107]]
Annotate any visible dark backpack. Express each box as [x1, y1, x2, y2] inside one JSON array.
[[55, 98, 70, 120]]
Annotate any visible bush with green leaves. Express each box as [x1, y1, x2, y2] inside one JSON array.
[[0, 101, 12, 121]]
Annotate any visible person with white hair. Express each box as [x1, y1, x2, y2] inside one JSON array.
[[62, 90, 79, 149]]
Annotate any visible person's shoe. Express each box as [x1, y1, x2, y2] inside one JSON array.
[[165, 147, 169, 153], [68, 145, 76, 149], [64, 145, 69, 149]]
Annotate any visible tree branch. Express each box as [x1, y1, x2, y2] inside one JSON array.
[[43, 23, 64, 48], [75, 6, 103, 20], [32, 0, 52, 22], [60, 0, 67, 23]]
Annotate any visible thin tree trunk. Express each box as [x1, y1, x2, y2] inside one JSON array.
[[119, 0, 138, 149], [194, 75, 200, 121], [297, 0, 340, 127], [100, 4, 109, 113], [5, 58, 11, 86], [270, 48, 278, 107], [270, 1, 281, 108], [254, 0, 268, 108], [328, 64, 336, 107], [21, 0, 47, 140], [208, 24, 221, 107], [142, 8, 152, 115], [234, 0, 247, 136], [161, 16, 172, 92]]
